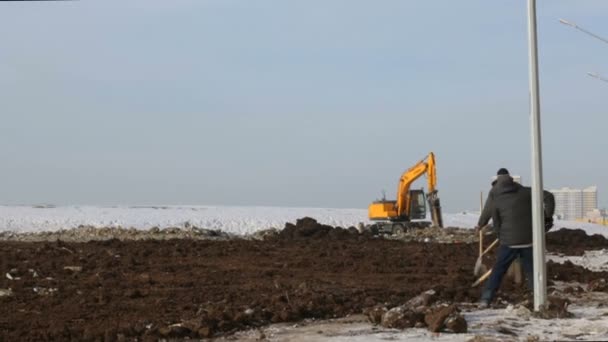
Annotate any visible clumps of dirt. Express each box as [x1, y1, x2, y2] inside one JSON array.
[[158, 323, 198, 339], [365, 290, 467, 334], [505, 302, 533, 320], [0, 225, 233, 242], [365, 289, 438, 329], [563, 285, 585, 295], [430, 304, 468, 333], [405, 289, 437, 309], [277, 218, 482, 244], [392, 226, 480, 244], [363, 305, 387, 325], [546, 228, 608, 255], [548, 260, 608, 283], [158, 307, 271, 339], [466, 336, 509, 342], [478, 227, 608, 257], [277, 217, 360, 240], [506, 289, 576, 320], [532, 296, 573, 319], [587, 278, 608, 292], [380, 305, 426, 329]]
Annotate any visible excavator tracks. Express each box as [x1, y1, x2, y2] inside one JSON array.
[[367, 221, 433, 235]]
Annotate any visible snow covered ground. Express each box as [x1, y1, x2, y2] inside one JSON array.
[[548, 249, 608, 272], [1, 205, 607, 237], [0, 205, 366, 235], [225, 288, 608, 342]]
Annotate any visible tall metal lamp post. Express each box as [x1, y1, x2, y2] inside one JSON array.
[[527, 0, 547, 311]]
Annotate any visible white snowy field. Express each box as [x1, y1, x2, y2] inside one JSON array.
[[0, 205, 365, 235], [1, 205, 607, 237]]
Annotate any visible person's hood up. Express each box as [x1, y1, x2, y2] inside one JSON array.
[[493, 174, 519, 194]]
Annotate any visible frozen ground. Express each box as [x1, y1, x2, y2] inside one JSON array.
[[225, 287, 608, 342], [1, 205, 607, 237], [2, 206, 608, 341], [548, 249, 608, 272], [0, 205, 364, 235]]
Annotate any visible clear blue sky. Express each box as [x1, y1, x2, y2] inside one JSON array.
[[1, 1, 606, 211]]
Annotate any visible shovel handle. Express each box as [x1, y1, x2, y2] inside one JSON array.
[[478, 224, 490, 256], [479, 230, 483, 256], [472, 268, 493, 287], [481, 239, 499, 256]]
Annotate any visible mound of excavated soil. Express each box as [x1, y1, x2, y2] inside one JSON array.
[[276, 217, 360, 240], [1, 220, 606, 340], [479, 227, 608, 259], [548, 260, 608, 283], [546, 228, 608, 256]]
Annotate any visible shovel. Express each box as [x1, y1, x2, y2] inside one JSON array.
[[473, 228, 498, 276], [472, 268, 492, 287]]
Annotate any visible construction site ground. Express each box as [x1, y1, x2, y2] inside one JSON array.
[[1, 218, 607, 341]]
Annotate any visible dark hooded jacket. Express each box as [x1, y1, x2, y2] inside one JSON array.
[[478, 175, 555, 246]]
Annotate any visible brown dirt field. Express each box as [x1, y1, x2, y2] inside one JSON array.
[[1, 219, 606, 340]]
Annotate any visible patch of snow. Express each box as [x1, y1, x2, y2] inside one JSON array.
[[0, 205, 607, 236], [548, 249, 608, 272], [0, 205, 366, 235], [225, 290, 608, 341]]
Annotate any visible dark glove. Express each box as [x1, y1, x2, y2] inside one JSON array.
[[544, 216, 554, 231]]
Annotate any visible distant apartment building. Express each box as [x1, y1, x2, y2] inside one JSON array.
[[550, 186, 598, 221]]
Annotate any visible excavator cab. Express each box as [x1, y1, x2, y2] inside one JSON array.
[[369, 189, 426, 221], [408, 189, 427, 220]]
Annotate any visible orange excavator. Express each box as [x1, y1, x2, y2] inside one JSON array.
[[368, 152, 443, 234]]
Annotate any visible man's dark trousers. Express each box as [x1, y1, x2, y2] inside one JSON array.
[[481, 245, 534, 303]]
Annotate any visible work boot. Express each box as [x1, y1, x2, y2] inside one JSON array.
[[477, 300, 490, 309]]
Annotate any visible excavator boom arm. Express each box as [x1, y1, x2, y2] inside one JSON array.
[[396, 153, 436, 217], [426, 152, 437, 193]]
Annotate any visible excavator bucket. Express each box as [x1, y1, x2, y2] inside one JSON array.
[[428, 191, 443, 228]]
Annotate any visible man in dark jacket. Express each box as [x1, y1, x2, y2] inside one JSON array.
[[475, 168, 555, 307]]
